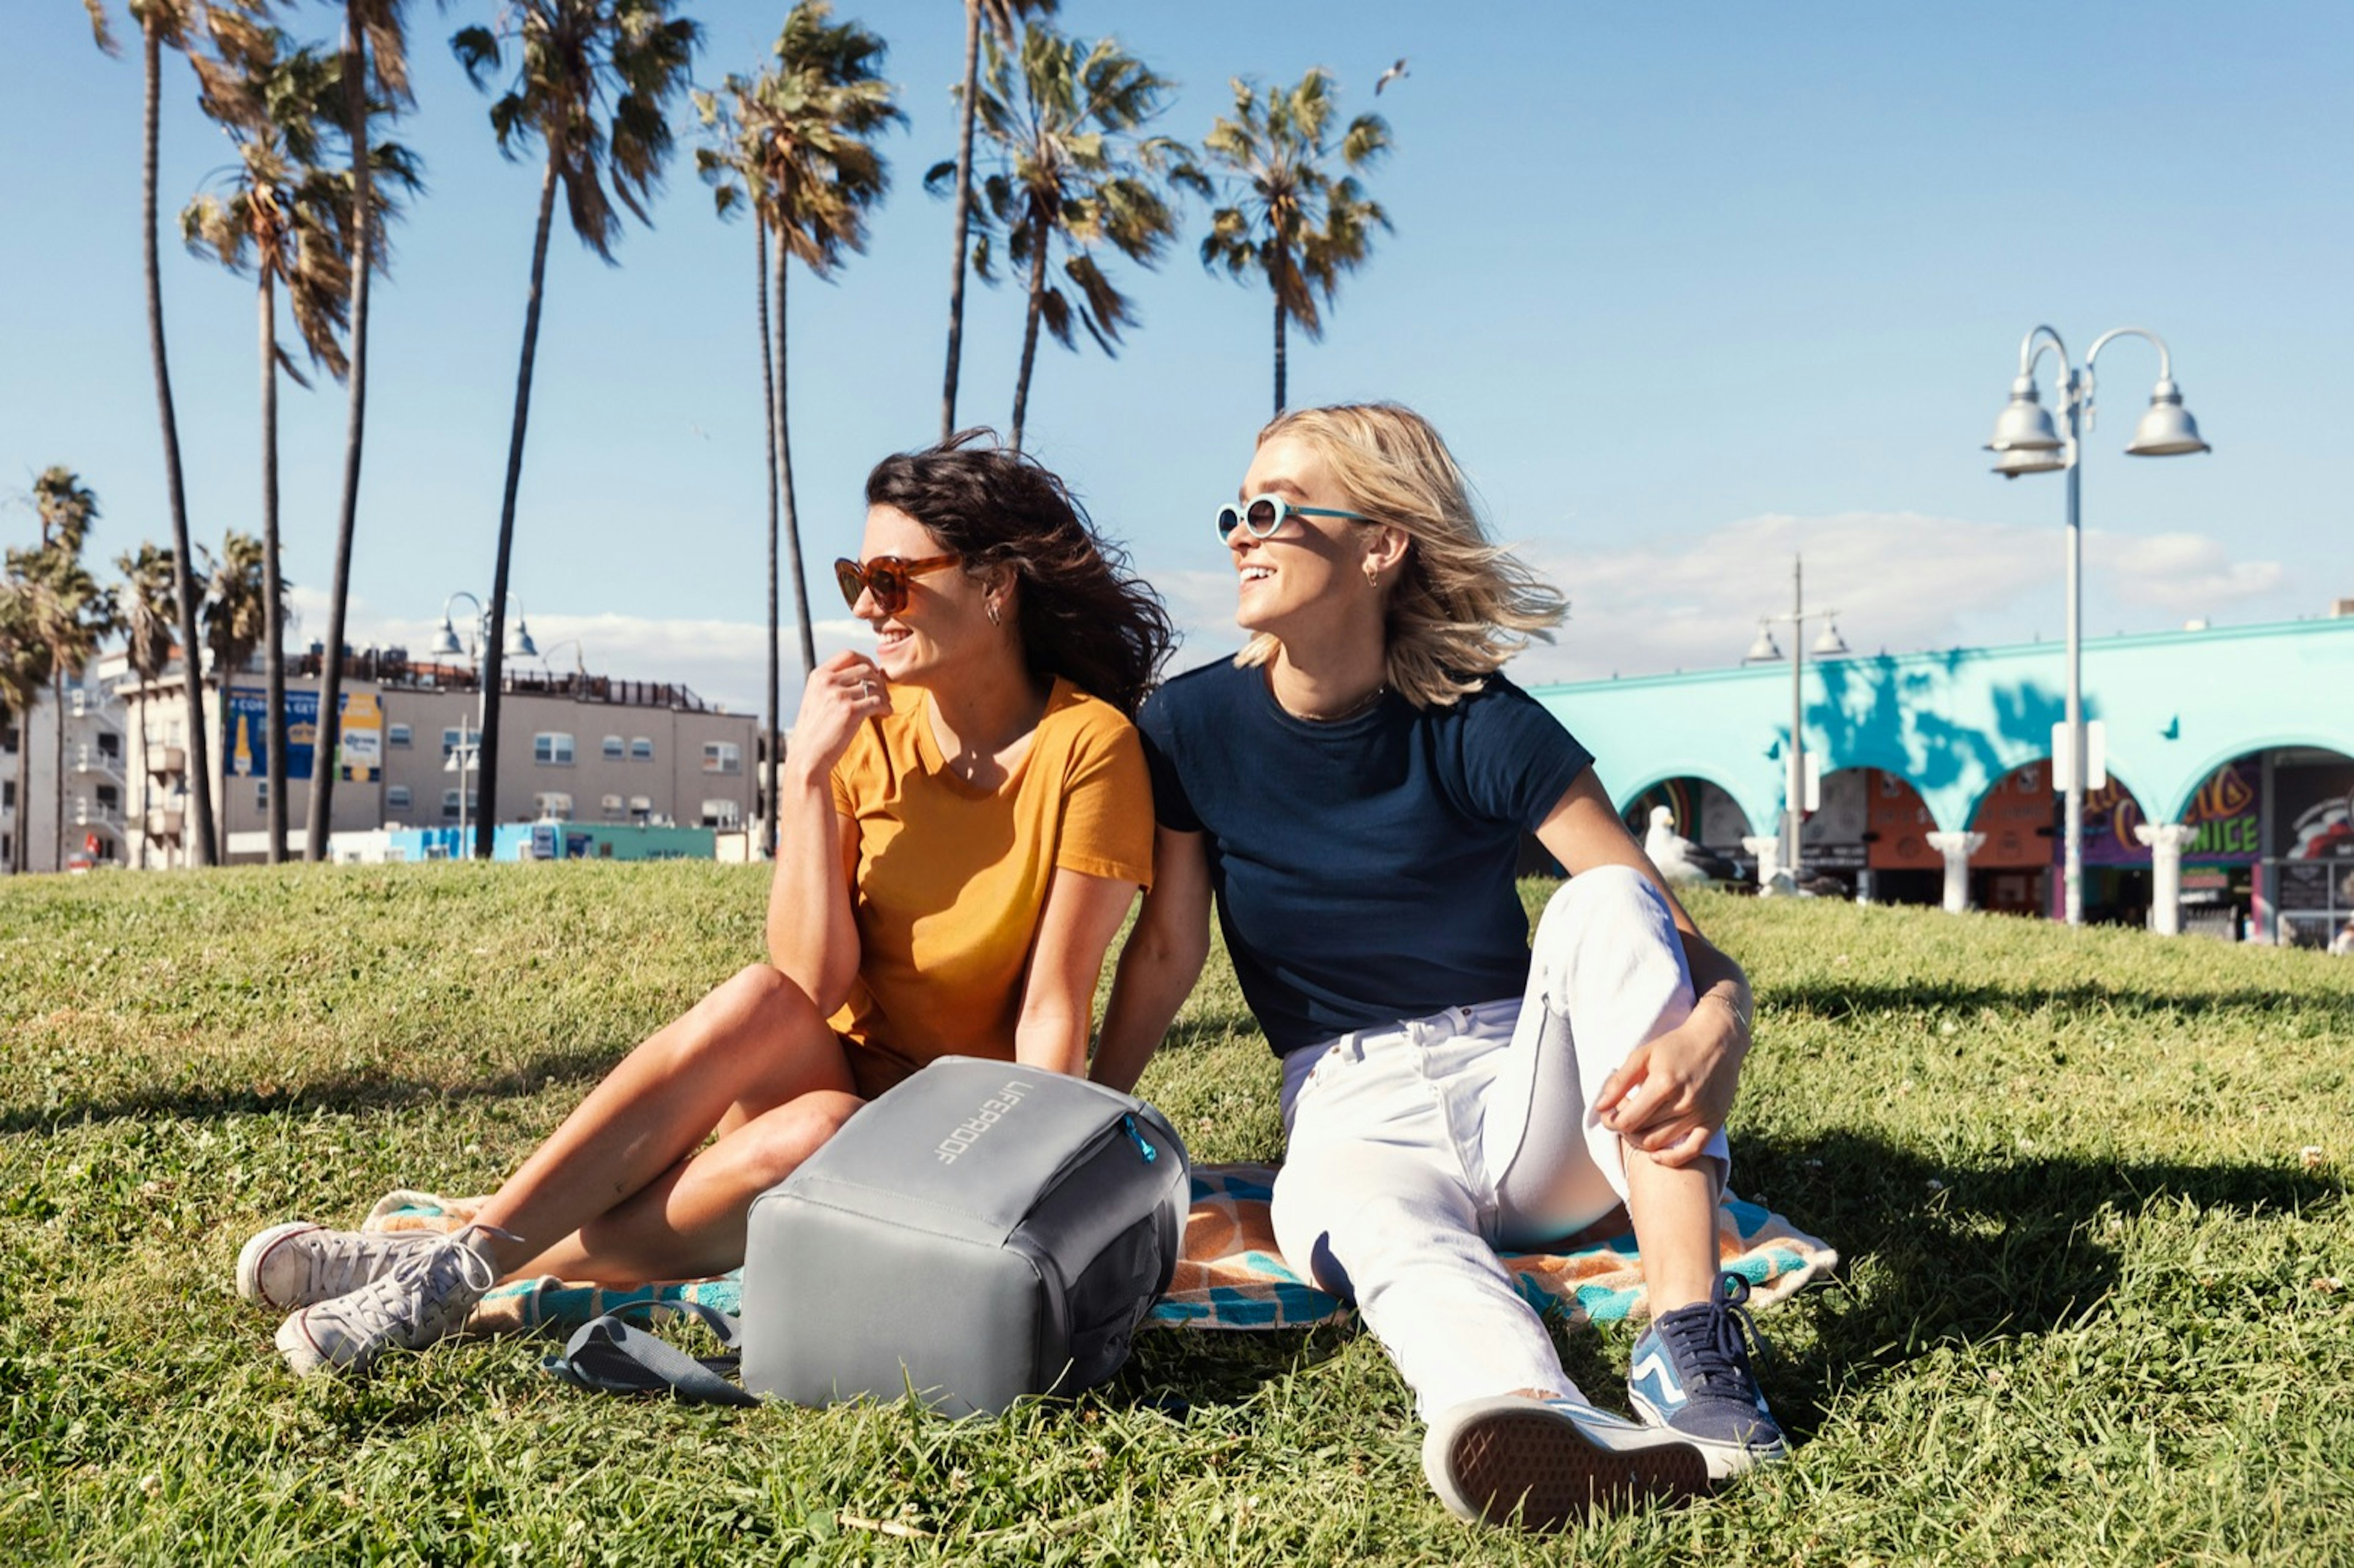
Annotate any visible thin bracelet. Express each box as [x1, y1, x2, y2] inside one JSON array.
[[1705, 988, 1753, 1037]]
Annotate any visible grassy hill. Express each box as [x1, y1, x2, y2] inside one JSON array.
[[2, 864, 2350, 1564]]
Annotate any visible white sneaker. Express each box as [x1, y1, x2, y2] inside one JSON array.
[[1422, 1393, 1712, 1530], [236, 1222, 443, 1312], [274, 1224, 512, 1376]]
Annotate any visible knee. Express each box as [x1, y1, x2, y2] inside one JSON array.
[[1531, 866, 1681, 991], [676, 964, 820, 1067], [724, 1090, 863, 1191]]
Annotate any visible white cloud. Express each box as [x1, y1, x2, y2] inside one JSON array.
[[1511, 511, 2287, 683]]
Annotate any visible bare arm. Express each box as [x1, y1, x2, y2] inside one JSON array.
[[765, 651, 890, 1013], [1013, 866, 1146, 1078], [1533, 767, 1753, 1166], [1091, 826, 1213, 1094]]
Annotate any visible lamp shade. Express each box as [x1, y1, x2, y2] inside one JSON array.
[[430, 617, 465, 657], [509, 618, 538, 659], [1986, 376, 2063, 452], [1746, 625, 1783, 662], [2124, 379, 2211, 456], [1992, 446, 2069, 479], [1813, 622, 1849, 657]]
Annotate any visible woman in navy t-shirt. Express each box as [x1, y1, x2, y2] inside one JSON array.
[[1095, 403, 1786, 1532]]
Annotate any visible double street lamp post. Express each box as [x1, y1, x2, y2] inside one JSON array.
[[1983, 326, 2209, 927], [433, 590, 535, 858], [1746, 555, 1846, 889]]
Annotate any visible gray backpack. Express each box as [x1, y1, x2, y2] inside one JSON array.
[[547, 1057, 1189, 1417]]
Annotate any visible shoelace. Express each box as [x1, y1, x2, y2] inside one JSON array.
[[332, 1223, 517, 1342], [298, 1228, 435, 1301], [1656, 1274, 1770, 1398]]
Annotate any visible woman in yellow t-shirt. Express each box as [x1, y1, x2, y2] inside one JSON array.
[[239, 436, 1173, 1376]]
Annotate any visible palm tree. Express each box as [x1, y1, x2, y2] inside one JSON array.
[[944, 24, 1189, 452], [1197, 70, 1392, 416], [0, 585, 51, 875], [452, 0, 700, 861], [938, 0, 1054, 440], [94, 0, 219, 864], [116, 542, 179, 868], [186, 13, 419, 862], [201, 531, 278, 848], [307, 0, 417, 864], [186, 17, 345, 865], [25, 470, 118, 871], [696, 0, 901, 858]]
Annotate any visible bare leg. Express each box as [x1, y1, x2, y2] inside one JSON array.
[[470, 963, 856, 1282], [1620, 1143, 1720, 1313]]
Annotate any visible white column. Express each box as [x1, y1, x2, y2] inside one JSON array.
[[2134, 821, 2199, 936], [1742, 835, 1785, 893], [1925, 831, 1986, 915]]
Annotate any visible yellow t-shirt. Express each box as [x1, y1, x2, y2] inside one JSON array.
[[827, 677, 1153, 1080]]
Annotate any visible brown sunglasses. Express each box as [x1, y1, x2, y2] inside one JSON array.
[[832, 552, 961, 614]]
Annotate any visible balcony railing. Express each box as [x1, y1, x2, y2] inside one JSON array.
[[70, 744, 127, 785], [145, 807, 185, 842], [71, 799, 125, 834], [148, 745, 186, 780], [67, 690, 123, 731]]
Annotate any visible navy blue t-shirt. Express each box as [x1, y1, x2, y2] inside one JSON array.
[[1137, 658, 1594, 1057]]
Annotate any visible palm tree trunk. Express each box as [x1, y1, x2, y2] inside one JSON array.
[[51, 672, 66, 871], [259, 270, 287, 862], [143, 18, 218, 867], [134, 689, 151, 868], [1010, 211, 1050, 453], [940, 0, 985, 441], [756, 221, 781, 859], [478, 156, 562, 863], [306, 18, 375, 862], [1272, 249, 1288, 417], [772, 227, 816, 680], [13, 725, 30, 874]]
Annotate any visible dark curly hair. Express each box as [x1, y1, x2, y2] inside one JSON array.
[[864, 432, 1173, 718]]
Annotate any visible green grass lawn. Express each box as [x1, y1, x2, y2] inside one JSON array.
[[3, 863, 2350, 1565]]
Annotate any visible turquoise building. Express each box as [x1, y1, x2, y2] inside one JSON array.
[[1528, 615, 2354, 943]]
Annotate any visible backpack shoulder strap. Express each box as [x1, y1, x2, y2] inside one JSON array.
[[541, 1298, 761, 1407]]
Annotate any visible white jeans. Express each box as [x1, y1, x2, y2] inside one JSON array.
[[1269, 865, 1732, 1418]]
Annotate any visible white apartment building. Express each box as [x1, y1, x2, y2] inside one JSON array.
[[1, 645, 760, 872], [1, 669, 139, 874]]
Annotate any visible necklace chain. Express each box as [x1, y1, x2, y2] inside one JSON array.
[[1289, 682, 1388, 723]]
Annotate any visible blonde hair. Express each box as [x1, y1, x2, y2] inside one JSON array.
[[1235, 402, 1567, 707]]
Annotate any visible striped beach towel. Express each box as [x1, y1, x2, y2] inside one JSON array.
[[364, 1165, 1835, 1339]]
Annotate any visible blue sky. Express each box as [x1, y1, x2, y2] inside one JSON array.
[[4, 1, 2348, 712]]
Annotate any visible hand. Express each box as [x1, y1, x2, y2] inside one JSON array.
[[1591, 1005, 1745, 1168], [785, 650, 893, 784]]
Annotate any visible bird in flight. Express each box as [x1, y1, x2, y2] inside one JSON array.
[[1374, 57, 1408, 95]]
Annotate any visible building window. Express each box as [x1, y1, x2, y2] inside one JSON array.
[[533, 791, 574, 820], [441, 787, 479, 820], [628, 794, 653, 820], [2, 781, 13, 809], [602, 735, 625, 759], [700, 798, 742, 829], [630, 737, 654, 761], [387, 785, 412, 812], [702, 740, 742, 775], [441, 725, 481, 759], [98, 783, 120, 809], [535, 732, 575, 766], [254, 780, 267, 807], [97, 731, 121, 759], [388, 723, 413, 749], [600, 793, 627, 820]]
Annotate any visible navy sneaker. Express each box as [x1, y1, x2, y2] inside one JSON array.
[[1422, 1393, 1711, 1530], [1628, 1271, 1789, 1478]]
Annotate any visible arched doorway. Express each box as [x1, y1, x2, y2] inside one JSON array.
[[2069, 771, 2157, 927], [1966, 759, 2056, 917]]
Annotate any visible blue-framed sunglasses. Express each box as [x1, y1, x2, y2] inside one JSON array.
[[1215, 493, 1375, 544]]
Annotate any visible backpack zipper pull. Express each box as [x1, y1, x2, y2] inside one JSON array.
[[1122, 1113, 1158, 1163]]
